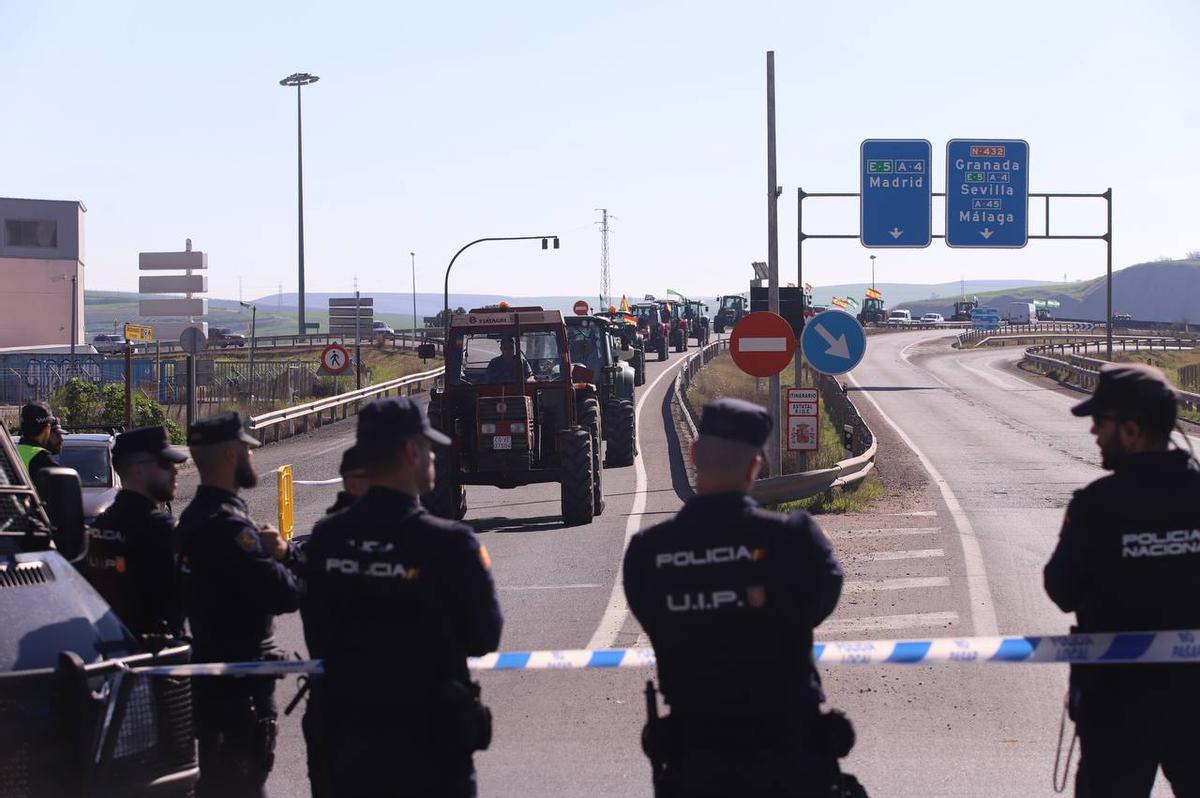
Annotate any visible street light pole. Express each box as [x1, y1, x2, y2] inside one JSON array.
[[870, 254, 876, 292], [410, 251, 417, 349], [443, 236, 560, 335], [280, 72, 319, 336], [240, 301, 257, 409]]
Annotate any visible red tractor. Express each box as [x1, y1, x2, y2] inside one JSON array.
[[632, 301, 670, 361], [419, 307, 604, 527], [656, 298, 690, 353]]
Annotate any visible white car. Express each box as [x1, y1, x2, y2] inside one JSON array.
[[921, 313, 944, 324], [886, 310, 912, 325], [372, 320, 395, 336]]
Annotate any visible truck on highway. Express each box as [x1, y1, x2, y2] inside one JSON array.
[[0, 432, 198, 796], [419, 306, 605, 526], [951, 297, 980, 322], [1005, 302, 1037, 325]]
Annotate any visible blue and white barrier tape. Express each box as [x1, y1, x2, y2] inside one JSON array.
[[130, 629, 1200, 677], [294, 477, 343, 486]]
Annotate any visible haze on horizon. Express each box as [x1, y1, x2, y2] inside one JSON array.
[[2, 0, 1196, 301]]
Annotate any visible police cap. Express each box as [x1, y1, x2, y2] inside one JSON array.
[[20, 401, 56, 430], [113, 425, 189, 465], [699, 397, 772, 448], [1071, 362, 1177, 424], [339, 444, 365, 475], [356, 397, 450, 454], [187, 411, 261, 448]]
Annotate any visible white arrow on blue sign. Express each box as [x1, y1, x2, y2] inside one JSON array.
[[801, 310, 868, 376], [946, 139, 1030, 248], [860, 139, 932, 248]]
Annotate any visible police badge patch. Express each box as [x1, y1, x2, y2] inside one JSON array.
[[237, 528, 261, 553], [746, 585, 767, 608]]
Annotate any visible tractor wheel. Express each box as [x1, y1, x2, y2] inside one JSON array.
[[657, 338, 668, 361], [671, 330, 682, 353], [604, 398, 637, 468], [424, 395, 466, 520], [579, 398, 605, 514], [558, 427, 594, 527], [632, 348, 646, 386], [714, 319, 725, 334]]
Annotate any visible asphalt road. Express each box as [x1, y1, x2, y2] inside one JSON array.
[[171, 330, 1189, 796]]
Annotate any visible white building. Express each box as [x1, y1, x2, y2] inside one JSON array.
[[0, 197, 86, 349]]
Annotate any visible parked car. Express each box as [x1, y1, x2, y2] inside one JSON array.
[[208, 327, 247, 348], [58, 433, 121, 523], [91, 333, 126, 353], [920, 313, 944, 324], [1005, 302, 1037, 325], [886, 309, 912, 325], [372, 320, 395, 336]]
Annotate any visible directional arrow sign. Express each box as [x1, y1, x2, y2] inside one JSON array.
[[801, 309, 867, 376], [730, 312, 796, 378], [946, 139, 1029, 248], [861, 139, 932, 248]]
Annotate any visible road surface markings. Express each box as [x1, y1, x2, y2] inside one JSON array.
[[820, 612, 959, 635], [587, 349, 708, 651], [882, 511, 937, 516], [828, 526, 940, 539], [849, 362, 1000, 637], [499, 583, 602, 592], [842, 577, 950, 593], [862, 548, 945, 562]]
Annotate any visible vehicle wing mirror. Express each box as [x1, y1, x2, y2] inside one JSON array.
[[36, 467, 87, 562], [417, 343, 436, 360]]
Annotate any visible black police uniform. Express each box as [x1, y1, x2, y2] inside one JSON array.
[[1043, 363, 1200, 797], [623, 398, 845, 798], [81, 426, 188, 639], [178, 413, 303, 798], [300, 398, 503, 798]]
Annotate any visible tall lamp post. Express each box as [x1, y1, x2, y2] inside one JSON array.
[[239, 301, 257, 408], [443, 236, 560, 334], [410, 251, 418, 349], [279, 72, 319, 336], [870, 254, 876, 292]]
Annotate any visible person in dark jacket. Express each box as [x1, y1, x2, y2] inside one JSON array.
[[16, 401, 60, 484], [178, 412, 303, 798], [82, 426, 188, 639], [623, 397, 848, 798], [325, 444, 368, 515], [1044, 362, 1200, 797], [301, 397, 502, 798]]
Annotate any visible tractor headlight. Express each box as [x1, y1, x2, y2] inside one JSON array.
[[510, 422, 526, 434], [480, 423, 497, 434]]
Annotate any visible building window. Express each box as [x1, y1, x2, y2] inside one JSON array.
[[4, 219, 58, 248]]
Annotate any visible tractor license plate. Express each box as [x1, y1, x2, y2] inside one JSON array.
[[492, 435, 512, 450]]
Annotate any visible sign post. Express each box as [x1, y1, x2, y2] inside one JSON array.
[[946, 139, 1030, 248], [860, 139, 932, 248], [180, 327, 207, 429], [121, 324, 153, 430]]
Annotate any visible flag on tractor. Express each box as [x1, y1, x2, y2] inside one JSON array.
[[865, 288, 882, 300], [619, 294, 631, 312], [666, 288, 687, 300], [830, 297, 849, 309], [844, 297, 859, 310]]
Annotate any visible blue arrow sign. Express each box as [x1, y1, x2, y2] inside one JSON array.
[[946, 139, 1029, 248], [860, 139, 932, 248], [801, 310, 868, 376]]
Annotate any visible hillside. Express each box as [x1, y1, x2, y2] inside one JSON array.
[[807, 279, 1055, 307], [894, 259, 1200, 322]]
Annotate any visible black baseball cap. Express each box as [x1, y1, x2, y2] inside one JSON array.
[[356, 397, 450, 452], [113, 426, 189, 465], [187, 411, 261, 448], [339, 445, 366, 475], [20, 402, 56, 429], [699, 397, 773, 448], [1071, 363, 1177, 421]]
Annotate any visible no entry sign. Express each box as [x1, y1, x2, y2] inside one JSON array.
[[573, 300, 590, 316], [730, 311, 796, 378], [321, 343, 351, 374]]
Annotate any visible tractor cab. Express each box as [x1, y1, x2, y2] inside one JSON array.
[[682, 299, 711, 345], [714, 294, 747, 333], [655, 299, 690, 353], [632, 302, 670, 361], [427, 306, 604, 526]]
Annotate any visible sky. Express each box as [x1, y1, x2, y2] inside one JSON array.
[[2, 0, 1198, 304]]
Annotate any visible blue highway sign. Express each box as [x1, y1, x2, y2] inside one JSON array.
[[860, 139, 932, 248], [946, 139, 1029, 248], [801, 309, 868, 376]]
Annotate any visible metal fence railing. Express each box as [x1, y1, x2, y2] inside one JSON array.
[[1181, 363, 1200, 393]]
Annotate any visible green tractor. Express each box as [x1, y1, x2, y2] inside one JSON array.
[[595, 308, 646, 386], [566, 315, 638, 467]]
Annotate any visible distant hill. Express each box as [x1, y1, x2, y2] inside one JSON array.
[[893, 259, 1200, 322], [248, 292, 682, 319], [805, 279, 1056, 307]]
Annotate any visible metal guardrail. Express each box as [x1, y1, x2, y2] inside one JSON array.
[[248, 366, 445, 443], [1021, 339, 1200, 414], [673, 339, 877, 505], [957, 321, 1096, 347]]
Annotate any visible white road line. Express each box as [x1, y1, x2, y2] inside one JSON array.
[[848, 366, 1000, 637], [842, 577, 950, 593], [499, 583, 602, 591], [862, 548, 944, 562], [820, 611, 959, 635], [827, 526, 940, 539], [586, 350, 705, 650], [882, 511, 937, 516]]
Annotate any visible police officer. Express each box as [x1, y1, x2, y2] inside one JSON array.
[[1044, 363, 1200, 797], [16, 401, 61, 484], [178, 411, 303, 798], [82, 425, 188, 639], [325, 444, 368, 515], [301, 397, 502, 797], [623, 398, 849, 798]]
